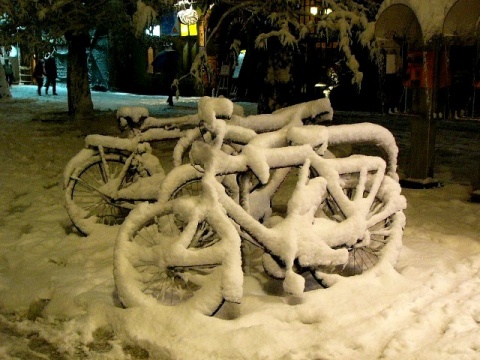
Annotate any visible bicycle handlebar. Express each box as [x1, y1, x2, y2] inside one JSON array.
[[190, 134, 387, 186], [325, 123, 399, 180]]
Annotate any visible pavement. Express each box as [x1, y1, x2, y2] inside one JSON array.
[[7, 83, 258, 117]]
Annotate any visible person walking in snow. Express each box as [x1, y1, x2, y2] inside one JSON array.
[[44, 52, 58, 95], [3, 59, 14, 86], [152, 44, 179, 106], [33, 59, 46, 96]]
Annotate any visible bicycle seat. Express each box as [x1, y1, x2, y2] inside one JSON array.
[[198, 96, 234, 125], [85, 134, 148, 153], [116, 106, 149, 130]]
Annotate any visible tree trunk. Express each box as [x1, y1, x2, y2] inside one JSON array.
[[0, 65, 12, 99], [66, 32, 94, 118]]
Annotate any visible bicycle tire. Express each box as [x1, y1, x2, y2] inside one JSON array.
[[159, 163, 239, 203], [311, 174, 405, 284], [114, 199, 237, 315], [65, 152, 158, 236]]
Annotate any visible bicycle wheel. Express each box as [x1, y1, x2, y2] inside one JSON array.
[[159, 163, 238, 203], [114, 199, 235, 315], [65, 152, 158, 236], [164, 166, 204, 200], [311, 174, 405, 283]]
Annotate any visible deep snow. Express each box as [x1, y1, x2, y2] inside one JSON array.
[[1, 85, 480, 359]]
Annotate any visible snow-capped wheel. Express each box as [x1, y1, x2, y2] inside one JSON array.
[[311, 174, 405, 284], [159, 164, 238, 204], [169, 175, 204, 199], [114, 199, 232, 315], [159, 164, 205, 203], [65, 152, 158, 236]]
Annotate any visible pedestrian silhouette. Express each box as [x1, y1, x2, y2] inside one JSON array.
[[33, 59, 46, 96], [3, 59, 14, 86], [44, 52, 58, 95], [152, 44, 179, 106]]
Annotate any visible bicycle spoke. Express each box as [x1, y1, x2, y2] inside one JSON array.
[[114, 201, 227, 314], [311, 173, 404, 282], [70, 176, 112, 201], [66, 155, 155, 235]]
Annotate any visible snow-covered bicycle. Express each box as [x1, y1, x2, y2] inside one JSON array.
[[171, 96, 334, 167], [63, 98, 333, 235], [113, 104, 406, 316], [63, 106, 202, 235]]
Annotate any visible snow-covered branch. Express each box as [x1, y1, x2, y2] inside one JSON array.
[[133, 0, 158, 37]]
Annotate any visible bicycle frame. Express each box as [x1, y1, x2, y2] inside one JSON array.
[[172, 97, 334, 166], [63, 108, 203, 196], [182, 127, 405, 297], [65, 98, 335, 207], [174, 118, 400, 219], [114, 99, 406, 314], [64, 103, 244, 194], [63, 135, 163, 201]]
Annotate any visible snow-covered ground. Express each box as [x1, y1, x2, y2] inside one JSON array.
[[1, 85, 480, 359]]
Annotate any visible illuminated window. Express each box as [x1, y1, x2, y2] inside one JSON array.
[[180, 23, 197, 36], [6, 46, 18, 57], [145, 25, 161, 37]]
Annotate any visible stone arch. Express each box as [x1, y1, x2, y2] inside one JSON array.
[[443, 0, 480, 119], [443, 0, 480, 43], [375, 2, 438, 185], [374, 3, 424, 116], [375, 3, 423, 45]]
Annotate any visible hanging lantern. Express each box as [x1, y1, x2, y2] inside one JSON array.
[[175, 0, 199, 25]]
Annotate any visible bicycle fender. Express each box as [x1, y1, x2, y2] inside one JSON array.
[[63, 148, 97, 189]]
